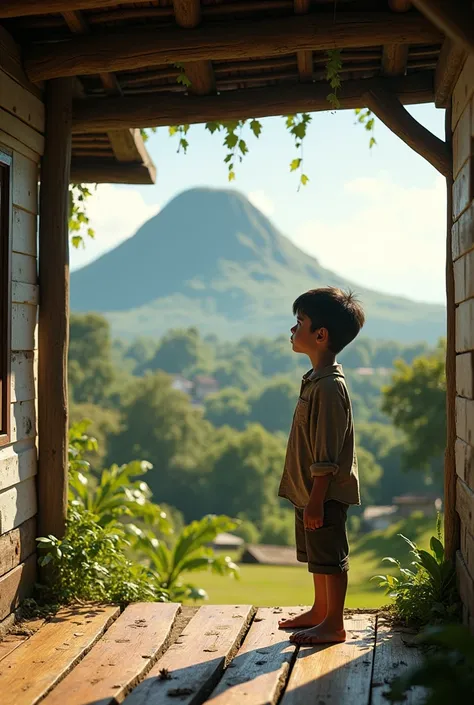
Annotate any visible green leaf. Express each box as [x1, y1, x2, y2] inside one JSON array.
[[290, 158, 302, 172], [250, 119, 262, 137]]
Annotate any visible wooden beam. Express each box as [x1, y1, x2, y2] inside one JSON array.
[[72, 72, 435, 132], [173, 0, 215, 96], [389, 0, 412, 9], [25, 12, 443, 82], [382, 44, 408, 75], [294, 0, 313, 83], [435, 38, 466, 107], [38, 78, 73, 541], [363, 83, 451, 176], [70, 160, 156, 184], [412, 0, 474, 56], [445, 105, 459, 562], [0, 0, 151, 18]]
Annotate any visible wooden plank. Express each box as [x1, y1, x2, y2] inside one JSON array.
[[0, 26, 42, 98], [453, 157, 473, 220], [455, 395, 474, 444], [42, 602, 180, 705], [0, 108, 44, 157], [0, 70, 44, 133], [0, 616, 45, 663], [435, 38, 466, 108], [280, 614, 375, 705], [0, 555, 36, 622], [452, 55, 474, 129], [0, 128, 39, 163], [457, 352, 474, 398], [12, 152, 38, 215], [382, 44, 408, 76], [70, 160, 156, 184], [456, 299, 474, 353], [457, 476, 474, 529], [25, 13, 442, 82], [207, 607, 296, 705], [37, 78, 72, 542], [455, 437, 474, 489], [11, 351, 36, 403], [0, 0, 152, 17], [453, 97, 472, 178], [371, 616, 426, 705], [456, 550, 474, 623], [0, 605, 120, 705], [10, 400, 36, 445], [411, 0, 474, 58], [452, 203, 474, 260], [363, 85, 451, 176], [0, 517, 36, 577], [11, 303, 36, 352], [461, 523, 474, 582], [0, 476, 37, 534], [454, 250, 474, 303], [12, 207, 37, 257], [0, 442, 37, 492], [12, 282, 39, 306], [123, 605, 254, 705], [72, 72, 435, 132], [12, 252, 37, 285]]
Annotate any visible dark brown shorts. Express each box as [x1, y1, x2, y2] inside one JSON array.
[[295, 500, 349, 574]]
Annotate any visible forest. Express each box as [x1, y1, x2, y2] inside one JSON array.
[[69, 314, 446, 546]]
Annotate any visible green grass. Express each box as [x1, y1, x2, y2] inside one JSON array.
[[183, 514, 437, 607]]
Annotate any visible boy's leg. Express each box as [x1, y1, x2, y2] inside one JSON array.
[[289, 501, 349, 644], [279, 508, 328, 629]]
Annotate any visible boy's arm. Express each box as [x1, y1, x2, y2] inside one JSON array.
[[304, 382, 348, 531]]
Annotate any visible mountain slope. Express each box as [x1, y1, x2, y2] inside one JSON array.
[[70, 188, 445, 343]]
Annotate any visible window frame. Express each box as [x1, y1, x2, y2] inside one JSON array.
[[0, 149, 12, 447]]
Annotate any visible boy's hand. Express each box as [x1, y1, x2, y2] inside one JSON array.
[[304, 500, 324, 531]]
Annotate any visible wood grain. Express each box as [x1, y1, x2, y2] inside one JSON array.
[[12, 207, 37, 257], [0, 516, 36, 577], [411, 0, 474, 57], [0, 475, 37, 534], [11, 351, 36, 403], [457, 352, 474, 399], [11, 303, 36, 352], [0, 605, 120, 705], [0, 0, 152, 17], [25, 13, 442, 81], [0, 70, 44, 133], [0, 108, 44, 157], [371, 617, 426, 705], [0, 554, 36, 622], [70, 160, 156, 184], [42, 602, 180, 705], [207, 606, 296, 705], [123, 604, 254, 705], [0, 442, 37, 492], [10, 400, 36, 445], [281, 614, 376, 705], [12, 152, 38, 215], [435, 38, 466, 108]]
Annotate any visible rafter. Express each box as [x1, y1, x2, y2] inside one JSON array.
[[363, 84, 451, 176], [173, 0, 215, 96], [0, 0, 152, 17], [411, 0, 474, 56], [294, 0, 313, 83], [71, 72, 435, 133], [70, 160, 156, 184], [24, 12, 442, 82], [435, 38, 466, 107]]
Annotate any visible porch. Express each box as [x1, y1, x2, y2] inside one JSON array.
[[0, 603, 424, 705]]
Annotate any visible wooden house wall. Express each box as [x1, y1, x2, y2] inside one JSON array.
[[0, 59, 43, 626], [452, 55, 474, 632]]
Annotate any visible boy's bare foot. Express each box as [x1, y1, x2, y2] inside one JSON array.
[[278, 608, 325, 630], [289, 625, 346, 645]]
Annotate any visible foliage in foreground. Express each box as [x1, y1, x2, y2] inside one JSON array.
[[37, 421, 238, 605], [373, 518, 460, 626], [387, 624, 474, 704]]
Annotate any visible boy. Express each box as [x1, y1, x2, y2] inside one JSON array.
[[278, 287, 364, 645]]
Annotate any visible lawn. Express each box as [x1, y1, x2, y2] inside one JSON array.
[[183, 514, 437, 607]]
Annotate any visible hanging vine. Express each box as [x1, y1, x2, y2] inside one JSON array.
[[68, 184, 95, 249]]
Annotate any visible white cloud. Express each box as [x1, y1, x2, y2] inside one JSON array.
[[292, 172, 446, 303], [248, 190, 275, 217], [70, 184, 160, 271]]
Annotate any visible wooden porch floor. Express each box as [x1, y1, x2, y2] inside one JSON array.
[[0, 604, 426, 705]]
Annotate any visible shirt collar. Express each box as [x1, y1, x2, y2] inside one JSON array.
[[303, 363, 345, 383]]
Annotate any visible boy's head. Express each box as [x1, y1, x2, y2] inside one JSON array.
[[290, 287, 365, 356]]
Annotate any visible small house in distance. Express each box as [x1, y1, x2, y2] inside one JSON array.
[[210, 532, 244, 551], [194, 376, 219, 402], [241, 544, 300, 567], [393, 494, 443, 518]]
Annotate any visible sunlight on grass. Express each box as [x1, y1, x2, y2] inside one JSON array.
[[183, 514, 436, 607]]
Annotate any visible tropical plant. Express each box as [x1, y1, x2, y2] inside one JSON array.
[[372, 518, 460, 626], [387, 624, 474, 704]]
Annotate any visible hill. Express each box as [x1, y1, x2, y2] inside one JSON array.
[[70, 188, 445, 342]]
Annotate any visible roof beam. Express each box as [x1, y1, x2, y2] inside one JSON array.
[[70, 160, 156, 184], [24, 12, 443, 82], [173, 0, 216, 95], [411, 0, 474, 56], [0, 0, 151, 18], [72, 72, 435, 133], [363, 84, 451, 176], [294, 0, 313, 83], [435, 37, 466, 107]]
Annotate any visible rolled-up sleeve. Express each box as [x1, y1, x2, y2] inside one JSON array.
[[309, 382, 348, 478]]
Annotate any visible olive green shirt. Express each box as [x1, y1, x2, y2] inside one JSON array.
[[278, 364, 360, 508]]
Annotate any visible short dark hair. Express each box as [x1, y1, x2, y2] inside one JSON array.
[[293, 287, 365, 353]]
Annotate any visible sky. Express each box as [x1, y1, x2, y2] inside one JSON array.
[[71, 103, 447, 305]]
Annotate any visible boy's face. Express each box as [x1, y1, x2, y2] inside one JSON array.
[[290, 311, 318, 354]]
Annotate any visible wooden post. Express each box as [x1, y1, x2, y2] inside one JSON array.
[[444, 105, 459, 561], [38, 78, 73, 540]]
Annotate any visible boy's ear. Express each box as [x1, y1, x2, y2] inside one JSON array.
[[316, 327, 329, 344]]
